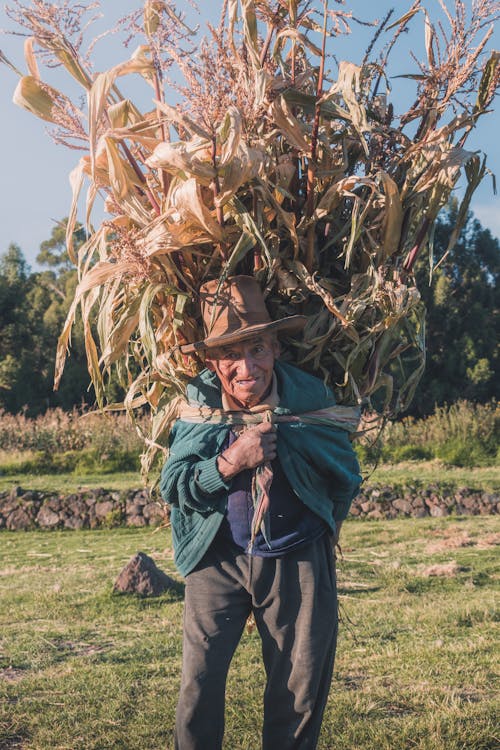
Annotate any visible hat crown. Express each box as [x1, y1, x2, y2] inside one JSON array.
[[200, 276, 271, 343], [179, 275, 306, 354]]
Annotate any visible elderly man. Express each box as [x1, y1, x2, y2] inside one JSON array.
[[161, 275, 361, 750]]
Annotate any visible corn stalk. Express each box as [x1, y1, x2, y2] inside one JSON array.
[[2, 0, 499, 475]]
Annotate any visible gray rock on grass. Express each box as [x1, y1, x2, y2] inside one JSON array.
[[113, 552, 176, 597]]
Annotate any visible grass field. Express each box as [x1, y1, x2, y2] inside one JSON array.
[[1, 516, 498, 750], [1, 460, 499, 494]]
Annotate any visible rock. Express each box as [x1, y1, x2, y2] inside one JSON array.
[[127, 514, 147, 527], [142, 502, 166, 524], [63, 515, 86, 530], [392, 498, 412, 514], [94, 500, 115, 520], [113, 552, 176, 597], [36, 505, 61, 528], [413, 507, 428, 518], [367, 508, 384, 519], [65, 497, 88, 522], [460, 495, 479, 510], [46, 496, 64, 512], [9, 486, 24, 500], [6, 508, 34, 530], [429, 504, 448, 517]]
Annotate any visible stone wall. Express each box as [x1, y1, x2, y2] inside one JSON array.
[[0, 487, 166, 531], [350, 484, 499, 519], [0, 483, 498, 531]]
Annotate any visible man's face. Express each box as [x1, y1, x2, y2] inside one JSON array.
[[206, 334, 279, 409]]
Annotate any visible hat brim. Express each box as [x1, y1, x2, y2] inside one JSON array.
[[180, 315, 307, 355]]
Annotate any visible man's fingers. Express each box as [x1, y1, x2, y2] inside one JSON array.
[[261, 433, 277, 447], [256, 421, 275, 434]]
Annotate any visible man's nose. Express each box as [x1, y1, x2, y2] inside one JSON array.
[[236, 354, 257, 375]]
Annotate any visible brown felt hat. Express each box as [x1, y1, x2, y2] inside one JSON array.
[[180, 275, 306, 354]]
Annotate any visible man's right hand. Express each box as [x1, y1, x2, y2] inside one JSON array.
[[216, 422, 277, 480]]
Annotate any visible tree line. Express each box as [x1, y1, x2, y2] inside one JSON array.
[[0, 204, 498, 417]]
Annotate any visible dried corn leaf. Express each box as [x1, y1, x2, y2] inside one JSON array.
[[216, 145, 266, 206], [66, 160, 86, 265], [8, 0, 497, 454], [378, 172, 403, 260], [105, 137, 140, 200], [269, 96, 311, 153], [169, 178, 225, 241], [23, 38, 39, 79], [13, 76, 71, 123], [146, 140, 215, 183]]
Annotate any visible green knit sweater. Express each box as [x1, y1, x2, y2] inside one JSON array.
[[160, 361, 361, 577]]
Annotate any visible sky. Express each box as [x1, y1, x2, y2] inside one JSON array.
[[0, 0, 498, 270]]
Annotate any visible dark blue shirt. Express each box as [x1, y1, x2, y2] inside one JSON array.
[[215, 432, 327, 556]]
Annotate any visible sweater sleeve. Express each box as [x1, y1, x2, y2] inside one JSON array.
[[160, 420, 231, 515]]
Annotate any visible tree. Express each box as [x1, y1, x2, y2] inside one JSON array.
[[411, 202, 499, 416], [0, 244, 32, 406], [0, 224, 92, 414]]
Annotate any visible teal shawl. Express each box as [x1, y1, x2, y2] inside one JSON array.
[[160, 360, 362, 577]]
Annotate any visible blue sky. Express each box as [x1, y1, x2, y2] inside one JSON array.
[[0, 0, 498, 269]]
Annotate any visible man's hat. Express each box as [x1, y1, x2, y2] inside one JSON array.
[[180, 275, 306, 354]]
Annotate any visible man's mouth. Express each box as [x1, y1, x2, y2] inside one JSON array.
[[236, 378, 258, 387]]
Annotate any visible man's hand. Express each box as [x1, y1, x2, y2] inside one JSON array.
[[217, 423, 277, 480]]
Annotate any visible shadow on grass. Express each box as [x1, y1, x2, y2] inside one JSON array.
[[338, 585, 381, 595], [110, 579, 185, 604], [0, 733, 30, 749]]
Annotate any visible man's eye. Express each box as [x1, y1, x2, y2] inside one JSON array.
[[253, 346, 266, 356]]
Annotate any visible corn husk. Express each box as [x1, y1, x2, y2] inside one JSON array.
[[4, 0, 499, 475]]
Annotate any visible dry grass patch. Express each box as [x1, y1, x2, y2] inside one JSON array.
[[419, 561, 469, 577]]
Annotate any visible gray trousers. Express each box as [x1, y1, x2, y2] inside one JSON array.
[[174, 534, 338, 750]]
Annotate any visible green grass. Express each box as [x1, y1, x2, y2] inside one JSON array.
[[1, 517, 499, 749], [1, 460, 498, 494], [0, 472, 143, 494], [368, 460, 500, 492], [0, 448, 141, 478]]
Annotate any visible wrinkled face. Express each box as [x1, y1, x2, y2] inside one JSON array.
[[206, 334, 279, 409]]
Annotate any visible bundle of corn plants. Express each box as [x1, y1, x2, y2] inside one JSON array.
[[2, 0, 499, 474]]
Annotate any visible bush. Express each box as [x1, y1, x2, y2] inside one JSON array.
[[358, 400, 499, 467], [386, 444, 433, 463], [0, 447, 141, 476], [0, 400, 497, 474], [0, 407, 145, 454], [74, 449, 141, 475]]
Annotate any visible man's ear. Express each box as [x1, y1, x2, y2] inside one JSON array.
[[272, 338, 281, 359], [204, 355, 216, 372]]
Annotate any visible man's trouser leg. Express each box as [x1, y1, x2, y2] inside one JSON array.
[[175, 534, 337, 750], [253, 534, 338, 750], [174, 544, 251, 750]]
